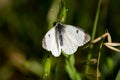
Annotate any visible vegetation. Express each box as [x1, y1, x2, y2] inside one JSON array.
[[0, 0, 120, 80]]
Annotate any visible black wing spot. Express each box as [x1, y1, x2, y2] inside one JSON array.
[[48, 34, 50, 37], [76, 30, 79, 34]]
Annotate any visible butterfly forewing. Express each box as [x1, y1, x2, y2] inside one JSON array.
[[42, 27, 61, 57], [63, 24, 90, 46]]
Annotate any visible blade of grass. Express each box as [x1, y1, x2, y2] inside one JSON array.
[[116, 70, 120, 80], [85, 0, 102, 73], [42, 56, 51, 80], [59, 1, 81, 79], [43, 0, 61, 79], [43, 0, 66, 79], [57, 0, 67, 22], [65, 54, 81, 80]]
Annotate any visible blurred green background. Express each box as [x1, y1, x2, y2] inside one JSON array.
[[0, 0, 120, 80]]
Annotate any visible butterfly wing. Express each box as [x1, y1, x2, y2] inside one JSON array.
[[61, 32, 78, 54], [42, 27, 61, 57], [64, 24, 90, 46], [61, 24, 90, 54]]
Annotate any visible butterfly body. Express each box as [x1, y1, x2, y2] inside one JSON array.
[[42, 22, 90, 57], [55, 23, 64, 46]]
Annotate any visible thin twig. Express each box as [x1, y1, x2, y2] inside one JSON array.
[[97, 41, 103, 80]]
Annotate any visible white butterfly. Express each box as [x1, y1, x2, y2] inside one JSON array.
[[42, 22, 90, 57]]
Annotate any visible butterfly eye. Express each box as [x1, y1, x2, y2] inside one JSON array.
[[48, 34, 50, 37], [76, 30, 79, 34]]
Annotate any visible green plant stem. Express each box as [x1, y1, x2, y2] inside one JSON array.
[[42, 57, 51, 80], [57, 0, 81, 79], [64, 54, 81, 80], [85, 0, 102, 73]]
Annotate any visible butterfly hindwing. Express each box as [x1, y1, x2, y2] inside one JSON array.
[[61, 31, 78, 54]]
